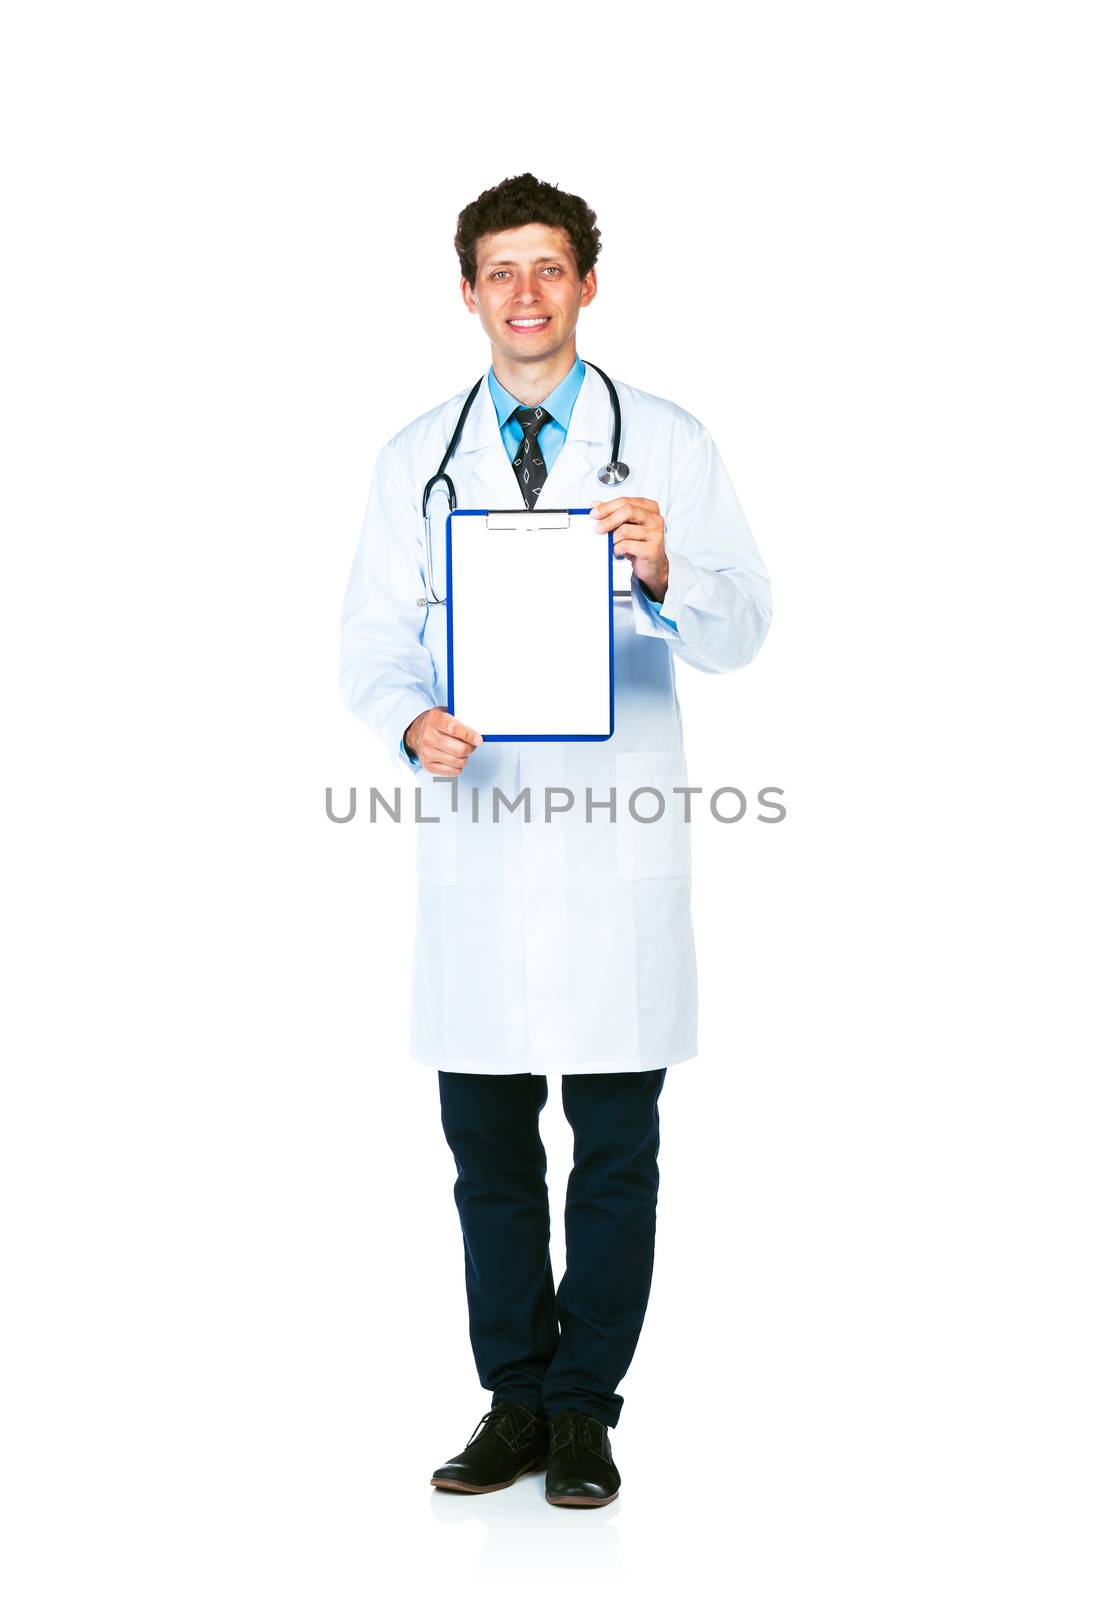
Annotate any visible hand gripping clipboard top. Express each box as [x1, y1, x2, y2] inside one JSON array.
[[445, 508, 617, 742]]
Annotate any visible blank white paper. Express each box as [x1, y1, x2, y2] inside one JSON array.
[[447, 509, 613, 738]]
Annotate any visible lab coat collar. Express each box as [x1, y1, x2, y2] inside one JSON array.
[[487, 354, 587, 433], [457, 363, 612, 507]]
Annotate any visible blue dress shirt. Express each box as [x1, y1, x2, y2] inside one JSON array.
[[488, 356, 586, 477], [487, 359, 676, 631]]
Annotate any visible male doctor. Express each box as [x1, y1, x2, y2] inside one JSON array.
[[339, 173, 771, 1507]]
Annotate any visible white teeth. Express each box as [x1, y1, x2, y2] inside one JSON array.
[[509, 318, 548, 327]]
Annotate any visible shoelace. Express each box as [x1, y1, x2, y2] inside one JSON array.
[[549, 1410, 601, 1463], [465, 1402, 531, 1451]]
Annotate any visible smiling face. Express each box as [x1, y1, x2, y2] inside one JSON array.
[[460, 222, 597, 367]]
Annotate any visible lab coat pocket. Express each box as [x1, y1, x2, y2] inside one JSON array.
[[614, 751, 692, 880]]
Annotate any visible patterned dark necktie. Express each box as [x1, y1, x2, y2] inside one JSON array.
[[510, 404, 553, 509]]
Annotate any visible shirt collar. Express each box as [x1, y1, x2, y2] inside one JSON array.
[[487, 354, 587, 431]]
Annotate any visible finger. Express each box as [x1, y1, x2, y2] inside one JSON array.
[[592, 505, 659, 532], [439, 714, 482, 746], [612, 535, 657, 556], [589, 498, 633, 525], [590, 499, 628, 521], [590, 497, 653, 516], [429, 732, 479, 760], [424, 753, 469, 776], [590, 497, 657, 518]]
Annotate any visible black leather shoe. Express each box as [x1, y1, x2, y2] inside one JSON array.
[[544, 1409, 621, 1506], [431, 1402, 549, 1493]]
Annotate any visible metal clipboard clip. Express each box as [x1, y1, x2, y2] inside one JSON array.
[[482, 512, 633, 598]]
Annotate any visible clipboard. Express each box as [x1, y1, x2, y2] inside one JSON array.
[[446, 507, 615, 741]]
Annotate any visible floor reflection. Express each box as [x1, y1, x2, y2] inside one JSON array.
[[427, 1471, 623, 1579]]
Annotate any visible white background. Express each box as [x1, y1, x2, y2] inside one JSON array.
[[2, 3, 1100, 1596]]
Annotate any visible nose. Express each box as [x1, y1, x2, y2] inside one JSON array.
[[512, 268, 544, 304]]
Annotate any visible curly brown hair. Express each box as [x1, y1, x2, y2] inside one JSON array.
[[454, 173, 602, 286]]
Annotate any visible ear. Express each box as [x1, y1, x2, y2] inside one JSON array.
[[460, 277, 478, 313], [580, 268, 597, 309]]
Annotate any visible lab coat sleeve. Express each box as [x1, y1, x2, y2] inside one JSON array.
[[629, 424, 771, 673], [339, 438, 440, 772]]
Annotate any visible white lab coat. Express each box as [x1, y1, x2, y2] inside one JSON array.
[[340, 365, 771, 1074]]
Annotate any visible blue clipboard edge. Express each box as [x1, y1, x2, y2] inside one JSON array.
[[445, 508, 615, 742]]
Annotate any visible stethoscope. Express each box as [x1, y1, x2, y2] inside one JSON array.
[[418, 360, 629, 606]]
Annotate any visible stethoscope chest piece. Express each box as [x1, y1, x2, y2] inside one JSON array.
[[598, 460, 630, 487]]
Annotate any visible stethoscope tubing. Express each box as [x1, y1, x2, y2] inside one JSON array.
[[419, 360, 627, 607]]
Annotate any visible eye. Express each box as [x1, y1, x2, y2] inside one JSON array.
[[490, 270, 511, 280], [543, 266, 562, 276]]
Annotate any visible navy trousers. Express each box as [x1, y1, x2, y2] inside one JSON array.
[[437, 1068, 667, 1430]]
